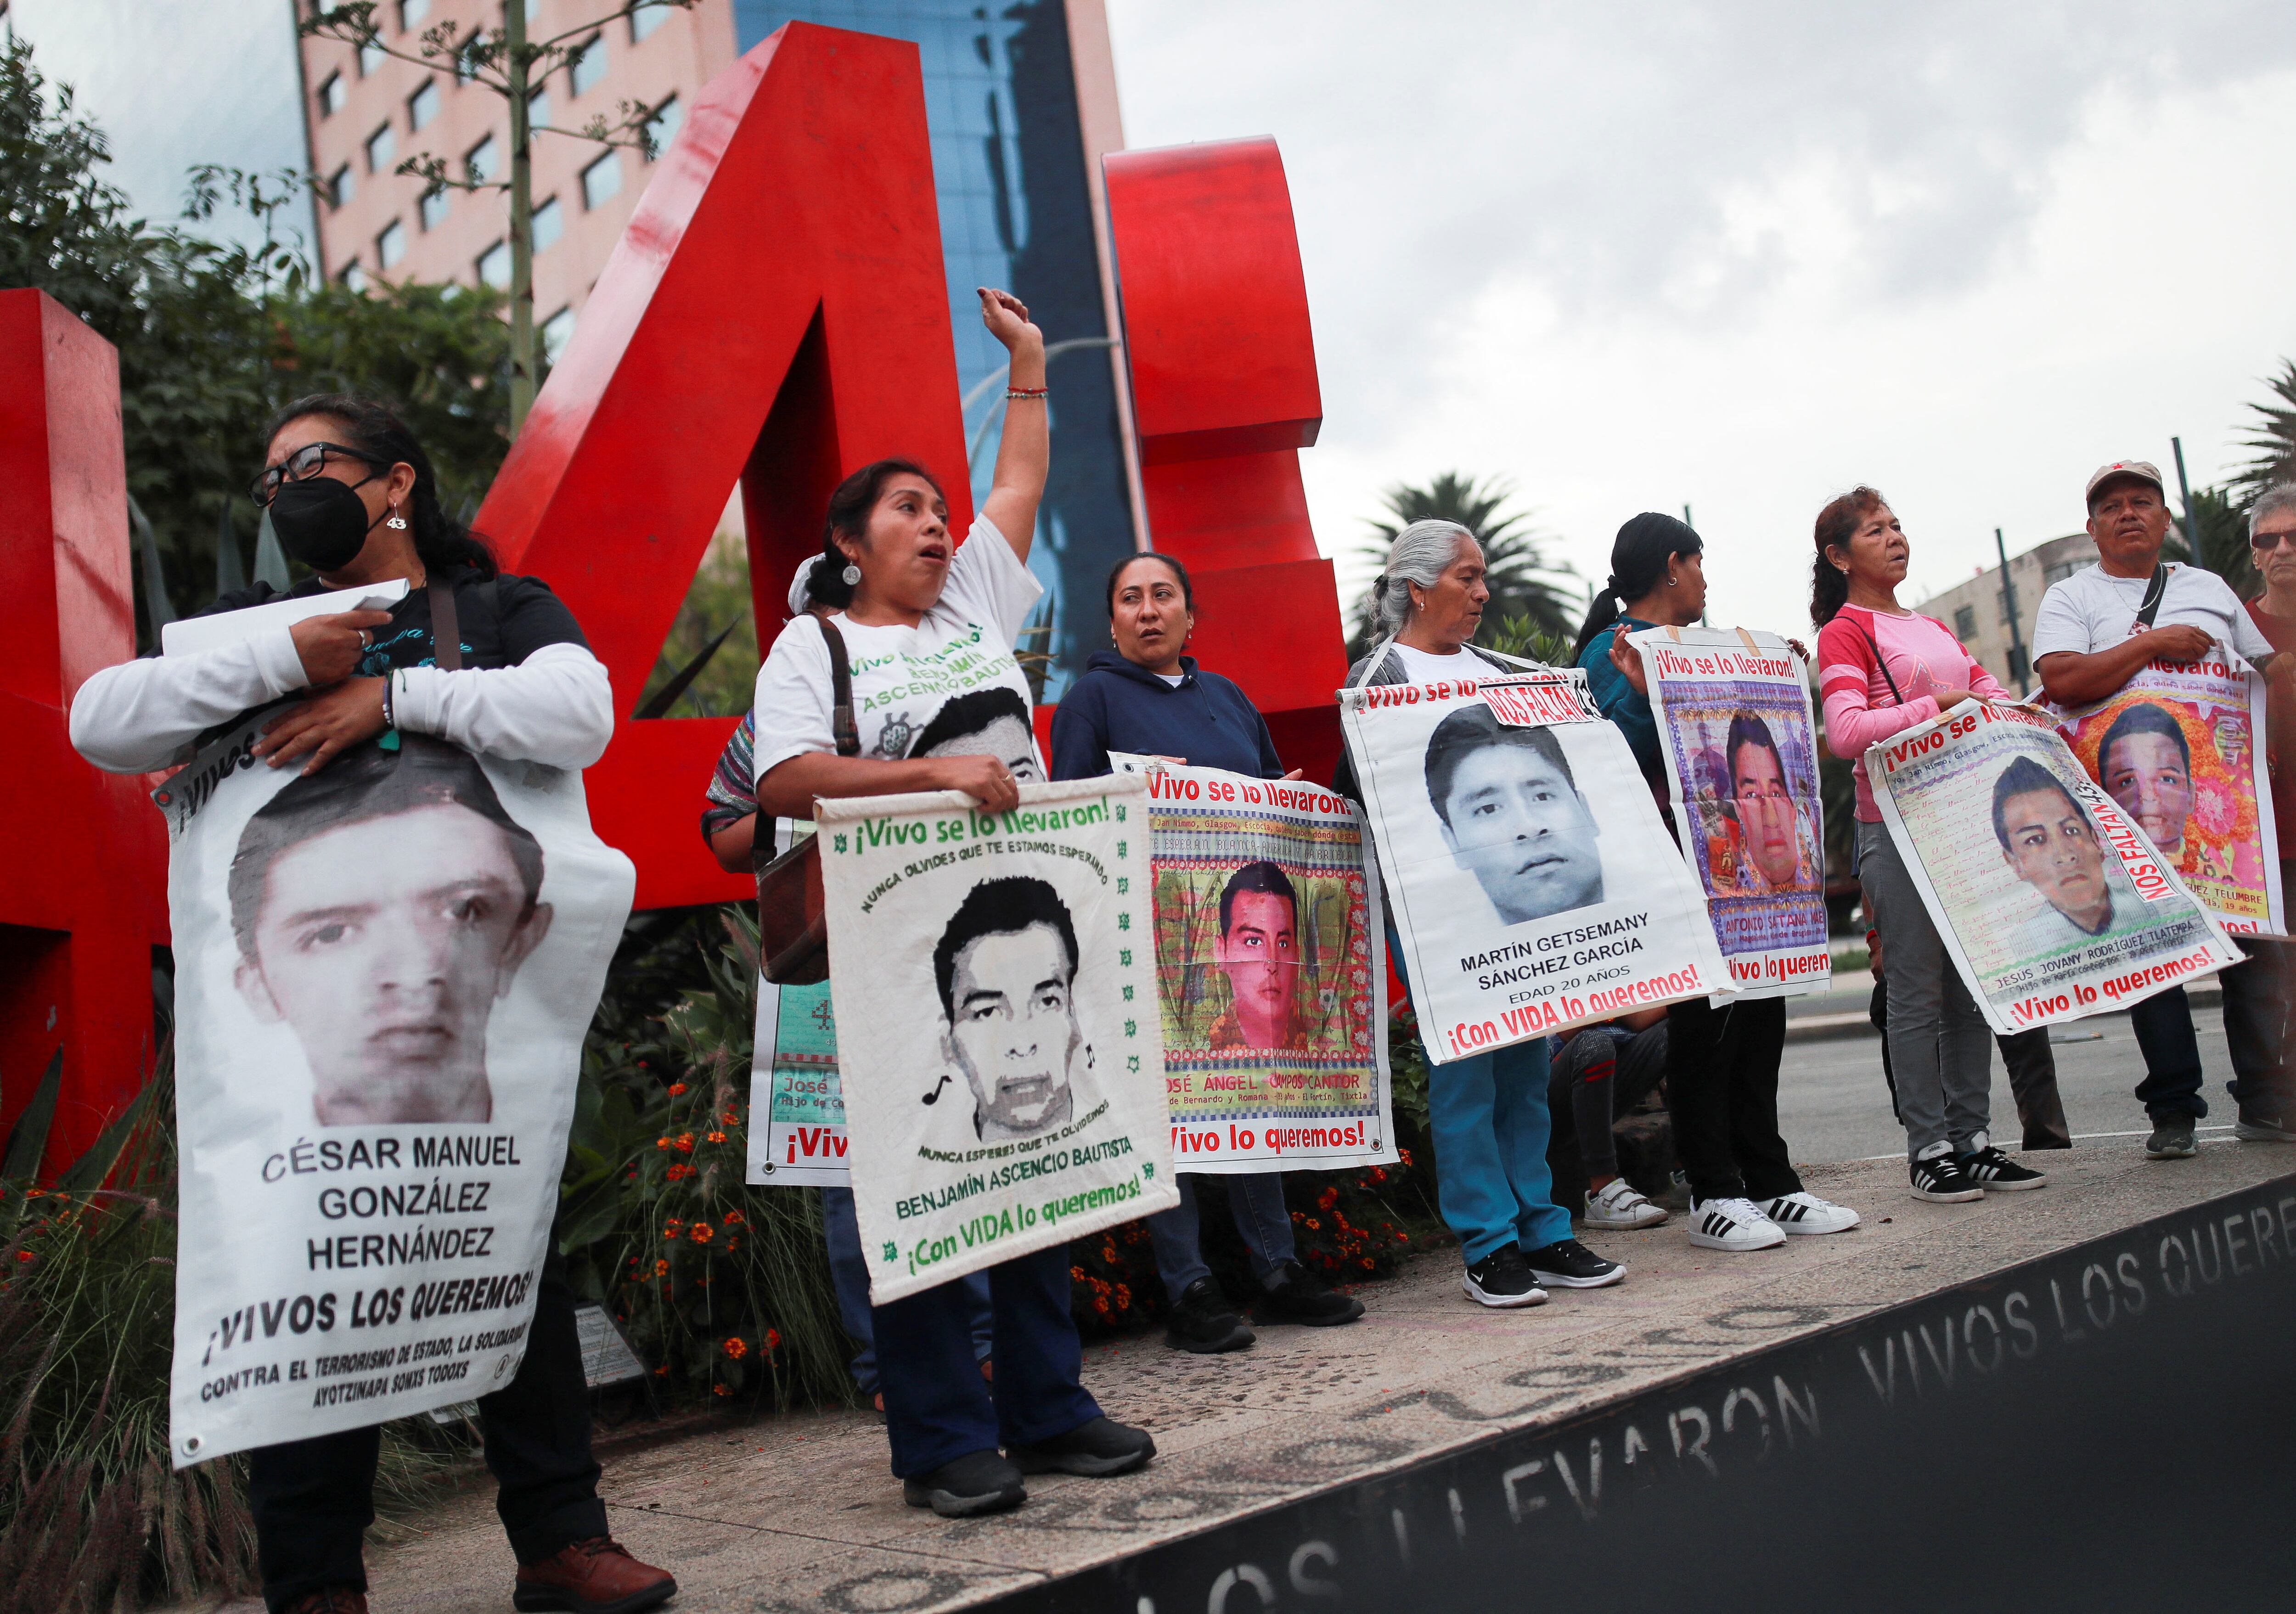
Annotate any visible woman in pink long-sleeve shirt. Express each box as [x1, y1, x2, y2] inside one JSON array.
[[1813, 488, 2046, 1205]]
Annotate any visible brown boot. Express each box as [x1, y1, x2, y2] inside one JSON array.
[[512, 1537, 676, 1614], [280, 1592, 368, 1614]]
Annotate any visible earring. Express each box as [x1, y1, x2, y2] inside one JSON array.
[[1665, 574, 1677, 588], [385, 506, 408, 531], [841, 562, 862, 586]]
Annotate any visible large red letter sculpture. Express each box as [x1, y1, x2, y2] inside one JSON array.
[[1103, 138, 1346, 782], [0, 290, 168, 1170], [478, 22, 972, 909]]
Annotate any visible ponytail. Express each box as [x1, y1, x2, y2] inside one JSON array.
[[1570, 512, 1701, 663]]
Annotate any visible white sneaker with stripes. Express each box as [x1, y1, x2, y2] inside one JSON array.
[[1761, 1191, 1861, 1235], [1686, 1196, 1786, 1252]]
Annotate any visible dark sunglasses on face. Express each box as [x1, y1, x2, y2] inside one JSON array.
[[2251, 527, 2296, 553], [249, 441, 390, 507]]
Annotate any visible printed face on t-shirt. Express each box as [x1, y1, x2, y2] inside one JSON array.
[[1436, 745, 1604, 923], [234, 804, 551, 1125], [944, 923, 1080, 1139], [920, 713, 1043, 783], [2102, 731, 2192, 854], [1999, 787, 2112, 934]]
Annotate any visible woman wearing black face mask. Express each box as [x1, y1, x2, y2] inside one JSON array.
[[69, 397, 665, 1614], [72, 394, 614, 783]]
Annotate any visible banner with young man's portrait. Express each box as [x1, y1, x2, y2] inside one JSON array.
[[2048, 649, 2284, 937], [1628, 626, 1832, 997], [159, 720, 634, 1466], [1868, 699, 2241, 1035], [745, 976, 847, 1186], [816, 776, 1178, 1304], [1339, 669, 1733, 1066], [1109, 755, 1395, 1174]]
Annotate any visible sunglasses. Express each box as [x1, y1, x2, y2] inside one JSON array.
[[249, 441, 389, 507], [2251, 528, 2296, 553]]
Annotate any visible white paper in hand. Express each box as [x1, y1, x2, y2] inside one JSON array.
[[161, 578, 410, 658]]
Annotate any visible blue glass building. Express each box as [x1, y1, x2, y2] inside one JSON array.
[[732, 1, 1138, 697]]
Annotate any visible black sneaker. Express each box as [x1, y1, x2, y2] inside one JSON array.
[[2145, 1116, 2199, 1159], [1253, 1259, 1365, 1327], [1163, 1278, 1255, 1354], [1909, 1151, 1983, 1203], [902, 1449, 1027, 1517], [1461, 1245, 1548, 1308], [1958, 1144, 2048, 1190], [1522, 1237, 1625, 1288], [1007, 1416, 1156, 1477]]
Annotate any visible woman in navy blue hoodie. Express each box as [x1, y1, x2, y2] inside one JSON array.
[[1052, 553, 1364, 1352]]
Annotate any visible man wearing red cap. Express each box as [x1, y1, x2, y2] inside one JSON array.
[[2032, 461, 2292, 1158]]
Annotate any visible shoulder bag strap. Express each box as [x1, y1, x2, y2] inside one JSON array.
[[1853, 619, 1903, 706], [428, 577, 462, 671], [2135, 563, 2170, 629], [813, 608, 860, 756]]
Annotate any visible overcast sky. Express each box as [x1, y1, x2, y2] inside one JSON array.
[[1104, 0, 2296, 632]]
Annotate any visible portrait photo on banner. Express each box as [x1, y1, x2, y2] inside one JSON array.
[[1867, 699, 2240, 1035], [1110, 754, 1394, 1174], [1629, 626, 1831, 996], [2051, 652, 2284, 936], [1339, 670, 1730, 1068], [817, 776, 1177, 1304], [158, 720, 633, 1464]]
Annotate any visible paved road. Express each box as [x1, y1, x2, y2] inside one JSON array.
[[1779, 995, 2240, 1165]]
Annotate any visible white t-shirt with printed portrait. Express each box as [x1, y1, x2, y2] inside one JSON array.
[[751, 515, 1046, 790], [2032, 561, 2277, 665]]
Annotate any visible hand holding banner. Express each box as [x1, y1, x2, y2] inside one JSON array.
[[1629, 626, 1832, 996], [816, 776, 1178, 1303], [1111, 754, 1395, 1174], [1339, 668, 1732, 1066], [1867, 698, 2240, 1034]]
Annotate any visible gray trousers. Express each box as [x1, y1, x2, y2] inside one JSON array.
[[1859, 820, 1993, 1159]]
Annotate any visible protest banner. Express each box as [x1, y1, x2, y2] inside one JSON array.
[[2049, 649, 2284, 936], [159, 723, 633, 1466], [1628, 626, 1832, 997], [1867, 700, 2240, 1035], [745, 977, 848, 1186], [1108, 754, 1395, 1173], [1339, 669, 1732, 1065], [816, 775, 1178, 1304]]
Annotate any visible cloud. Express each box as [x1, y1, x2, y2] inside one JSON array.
[[1106, 0, 2296, 629]]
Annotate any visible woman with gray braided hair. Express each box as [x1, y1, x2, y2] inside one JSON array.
[[1334, 520, 1625, 1309]]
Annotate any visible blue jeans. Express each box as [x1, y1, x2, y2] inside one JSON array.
[[1147, 1172, 1297, 1298], [1390, 925, 1571, 1263], [822, 1185, 990, 1395], [871, 1241, 1102, 1478]]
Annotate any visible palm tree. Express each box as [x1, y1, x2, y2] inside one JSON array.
[[2234, 358, 2296, 503], [1347, 472, 1578, 659], [2171, 484, 2258, 598]]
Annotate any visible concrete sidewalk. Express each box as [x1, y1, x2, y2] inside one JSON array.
[[178, 1139, 2296, 1614]]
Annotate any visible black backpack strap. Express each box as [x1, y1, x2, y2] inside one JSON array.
[[813, 609, 860, 756], [428, 578, 462, 671], [1854, 619, 1904, 706], [2135, 563, 2170, 629]]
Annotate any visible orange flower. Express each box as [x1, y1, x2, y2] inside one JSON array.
[[1317, 1187, 1339, 1210], [668, 1082, 687, 1096], [722, 1111, 741, 1126], [707, 1131, 727, 1144], [674, 1133, 695, 1153], [723, 1336, 748, 1359], [664, 1164, 691, 1181], [721, 1211, 747, 1227], [653, 1259, 669, 1277], [663, 1219, 684, 1239], [1305, 1218, 1321, 1230], [723, 1237, 741, 1254], [766, 1328, 782, 1351], [654, 1137, 670, 1151], [653, 1365, 669, 1376], [712, 1383, 731, 1396], [688, 1222, 715, 1243]]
